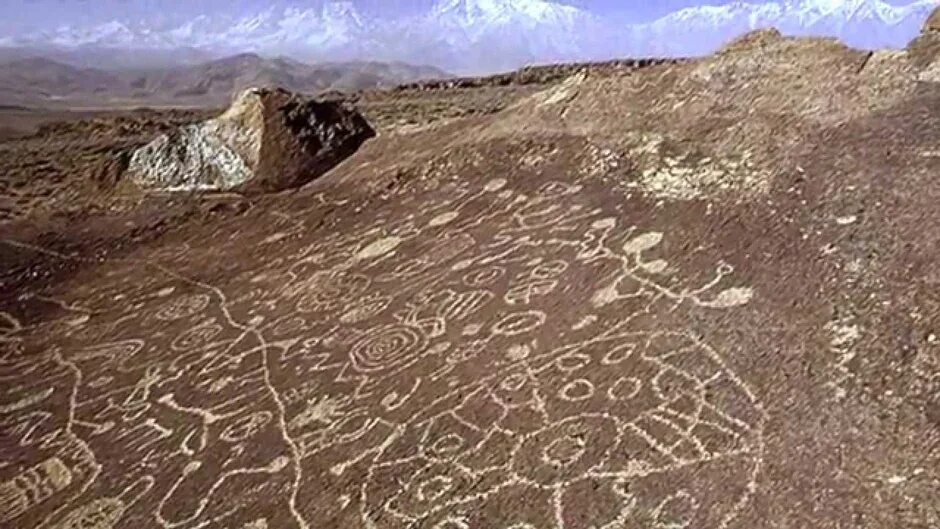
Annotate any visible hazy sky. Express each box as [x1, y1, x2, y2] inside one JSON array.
[[1, 1, 932, 76], [0, 0, 925, 43], [0, 1, 782, 32]]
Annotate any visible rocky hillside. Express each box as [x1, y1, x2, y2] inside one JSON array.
[[1, 15, 940, 529]]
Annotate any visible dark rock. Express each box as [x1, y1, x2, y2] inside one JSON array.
[[127, 87, 375, 193]]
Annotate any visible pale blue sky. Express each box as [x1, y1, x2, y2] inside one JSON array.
[[1, 1, 933, 75], [0, 0, 929, 59], [0, 0, 921, 28], [0, 1, 754, 33], [0, 1, 922, 32]]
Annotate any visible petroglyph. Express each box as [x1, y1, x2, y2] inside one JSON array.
[[1, 172, 766, 529], [155, 294, 211, 321], [296, 271, 371, 313], [429, 211, 460, 227], [622, 133, 772, 201], [824, 318, 863, 400], [0, 457, 73, 522], [339, 294, 394, 324], [349, 324, 429, 374], [0, 387, 54, 414], [356, 236, 403, 260], [622, 232, 663, 255], [53, 476, 153, 529], [289, 395, 348, 430], [492, 311, 548, 336]]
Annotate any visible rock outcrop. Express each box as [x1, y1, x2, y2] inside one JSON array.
[[475, 29, 921, 202], [717, 27, 785, 54], [127, 87, 374, 193], [923, 6, 940, 33], [905, 6, 940, 66]]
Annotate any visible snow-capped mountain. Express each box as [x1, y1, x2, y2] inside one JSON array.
[[3, 0, 939, 74], [637, 0, 940, 55], [396, 0, 611, 71], [42, 20, 178, 49]]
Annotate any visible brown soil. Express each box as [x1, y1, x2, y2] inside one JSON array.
[[0, 38, 938, 529]]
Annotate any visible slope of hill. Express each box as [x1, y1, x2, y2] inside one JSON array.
[[0, 57, 120, 100], [0, 53, 450, 108], [0, 45, 218, 70]]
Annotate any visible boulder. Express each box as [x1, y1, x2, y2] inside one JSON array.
[[127, 87, 374, 193]]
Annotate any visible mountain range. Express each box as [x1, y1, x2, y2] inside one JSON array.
[[0, 53, 447, 108], [2, 0, 939, 73]]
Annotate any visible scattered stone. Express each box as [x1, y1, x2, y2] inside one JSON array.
[[836, 215, 858, 225]]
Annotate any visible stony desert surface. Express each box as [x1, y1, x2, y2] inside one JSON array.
[[1, 26, 939, 529]]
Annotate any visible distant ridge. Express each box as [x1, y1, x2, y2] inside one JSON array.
[[0, 53, 450, 108]]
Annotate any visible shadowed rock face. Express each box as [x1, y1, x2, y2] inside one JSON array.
[[127, 87, 375, 193]]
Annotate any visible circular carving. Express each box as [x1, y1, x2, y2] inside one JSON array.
[[555, 353, 591, 373], [429, 434, 465, 458], [558, 379, 595, 402], [531, 260, 569, 279], [512, 415, 619, 486], [607, 377, 642, 401], [417, 475, 454, 502], [602, 343, 636, 365], [463, 266, 505, 287], [349, 324, 428, 374]]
